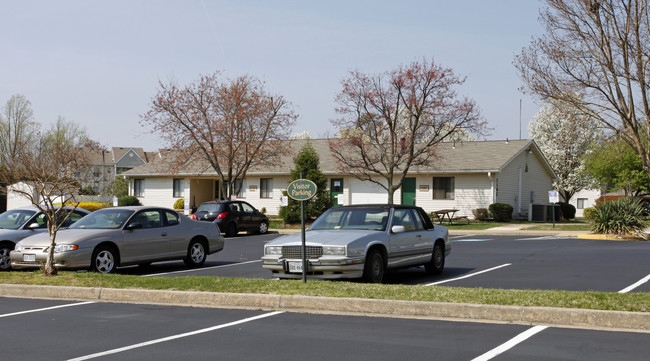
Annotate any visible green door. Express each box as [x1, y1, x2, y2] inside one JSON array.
[[402, 178, 416, 206], [330, 178, 344, 205]]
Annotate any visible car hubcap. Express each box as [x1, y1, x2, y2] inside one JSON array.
[[434, 246, 443, 268], [0, 248, 10, 270], [260, 222, 268, 233], [372, 255, 382, 281], [191, 243, 205, 263], [95, 251, 114, 273]]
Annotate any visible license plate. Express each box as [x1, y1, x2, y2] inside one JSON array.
[[23, 254, 36, 262], [288, 262, 303, 273]]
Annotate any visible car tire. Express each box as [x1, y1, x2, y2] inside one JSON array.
[[225, 223, 238, 237], [91, 245, 117, 274], [258, 221, 269, 234], [424, 241, 445, 275], [362, 249, 385, 283], [184, 239, 206, 267], [0, 242, 13, 271]]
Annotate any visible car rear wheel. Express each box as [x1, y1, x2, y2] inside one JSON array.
[[258, 221, 269, 234], [424, 242, 445, 275], [225, 223, 238, 237], [184, 239, 206, 267], [91, 246, 117, 274], [0, 242, 13, 271], [362, 249, 385, 283]]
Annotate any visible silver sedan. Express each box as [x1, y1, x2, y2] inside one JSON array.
[[262, 204, 450, 283], [11, 206, 224, 273]]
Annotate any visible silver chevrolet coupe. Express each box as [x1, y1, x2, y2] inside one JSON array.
[[262, 204, 449, 283], [11, 206, 224, 273]]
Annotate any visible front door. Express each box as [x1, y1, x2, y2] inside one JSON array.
[[330, 178, 344, 206], [402, 178, 416, 206]]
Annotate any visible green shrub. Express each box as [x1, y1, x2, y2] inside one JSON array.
[[583, 207, 597, 220], [557, 202, 576, 220], [472, 208, 489, 221], [260, 207, 267, 214], [488, 203, 513, 222], [590, 197, 645, 235], [173, 198, 184, 210], [118, 195, 141, 207]]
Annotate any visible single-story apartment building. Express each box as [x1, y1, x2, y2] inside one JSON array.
[[120, 139, 558, 220]]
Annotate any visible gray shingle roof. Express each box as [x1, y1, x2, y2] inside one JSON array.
[[121, 139, 543, 177]]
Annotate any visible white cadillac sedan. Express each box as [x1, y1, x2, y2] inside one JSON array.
[[262, 204, 449, 283], [11, 206, 224, 273]]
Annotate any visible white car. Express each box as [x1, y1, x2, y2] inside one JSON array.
[[262, 204, 449, 283]]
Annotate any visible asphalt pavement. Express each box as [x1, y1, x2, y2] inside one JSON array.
[[1, 225, 648, 333]]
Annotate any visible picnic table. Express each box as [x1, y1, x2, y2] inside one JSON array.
[[431, 209, 468, 225]]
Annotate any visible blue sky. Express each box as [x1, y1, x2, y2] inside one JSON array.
[[1, 0, 545, 150]]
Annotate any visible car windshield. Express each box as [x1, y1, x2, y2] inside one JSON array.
[[0, 209, 37, 230], [70, 209, 135, 229], [197, 203, 224, 213], [309, 208, 389, 231]]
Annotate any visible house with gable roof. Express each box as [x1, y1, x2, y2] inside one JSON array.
[[120, 139, 557, 220]]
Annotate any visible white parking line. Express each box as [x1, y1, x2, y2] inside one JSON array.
[[142, 260, 262, 277], [471, 325, 548, 361], [618, 273, 650, 293], [67, 311, 284, 361], [424, 263, 512, 286], [0, 301, 95, 318]]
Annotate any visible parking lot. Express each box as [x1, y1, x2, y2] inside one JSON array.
[[2, 233, 649, 360]]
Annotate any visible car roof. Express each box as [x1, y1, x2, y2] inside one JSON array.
[[330, 204, 422, 210], [7, 205, 91, 213], [96, 206, 175, 212]]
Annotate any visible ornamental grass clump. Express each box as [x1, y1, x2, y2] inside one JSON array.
[[590, 197, 645, 235]]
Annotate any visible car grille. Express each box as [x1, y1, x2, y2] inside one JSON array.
[[282, 246, 322, 259]]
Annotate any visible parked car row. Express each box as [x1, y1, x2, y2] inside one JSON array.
[[1, 202, 449, 283]]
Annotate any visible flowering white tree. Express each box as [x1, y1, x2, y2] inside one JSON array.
[[529, 100, 602, 202]]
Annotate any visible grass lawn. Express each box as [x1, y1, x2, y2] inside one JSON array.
[[1, 272, 648, 313]]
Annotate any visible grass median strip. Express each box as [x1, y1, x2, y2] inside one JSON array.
[[1, 271, 648, 313]]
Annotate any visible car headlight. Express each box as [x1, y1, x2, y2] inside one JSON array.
[[14, 243, 23, 252], [265, 246, 282, 255], [53, 244, 79, 253], [322, 246, 346, 256]]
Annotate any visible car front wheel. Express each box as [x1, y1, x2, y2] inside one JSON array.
[[424, 242, 445, 275], [362, 249, 385, 283], [91, 246, 117, 274], [184, 239, 206, 267], [0, 242, 13, 271]]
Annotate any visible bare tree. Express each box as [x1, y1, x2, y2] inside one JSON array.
[[0, 94, 39, 168], [141, 72, 297, 199], [329, 59, 486, 204], [0, 116, 99, 275], [515, 0, 650, 176]]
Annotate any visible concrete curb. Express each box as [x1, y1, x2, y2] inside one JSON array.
[[1, 284, 647, 333]]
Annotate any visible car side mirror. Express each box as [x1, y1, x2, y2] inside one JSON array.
[[391, 225, 406, 234], [27, 223, 42, 230], [126, 222, 143, 230]]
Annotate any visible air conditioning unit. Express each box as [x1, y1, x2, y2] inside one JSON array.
[[528, 203, 562, 222]]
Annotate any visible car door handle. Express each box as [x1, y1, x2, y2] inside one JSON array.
[[161, 232, 168, 237]]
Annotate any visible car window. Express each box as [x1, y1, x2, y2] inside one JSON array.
[[29, 213, 48, 229], [229, 203, 241, 212], [165, 211, 179, 226], [412, 209, 425, 230], [310, 208, 389, 231], [240, 203, 254, 212], [198, 203, 220, 213], [0, 210, 37, 230], [131, 210, 163, 228], [392, 209, 417, 232], [59, 210, 87, 228], [71, 209, 134, 229]]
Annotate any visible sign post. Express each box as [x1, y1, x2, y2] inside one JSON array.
[[548, 191, 559, 228], [286, 177, 317, 283]]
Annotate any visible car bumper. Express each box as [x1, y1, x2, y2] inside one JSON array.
[[261, 256, 365, 279], [10, 249, 92, 271]]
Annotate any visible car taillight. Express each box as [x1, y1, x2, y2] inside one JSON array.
[[216, 212, 228, 219], [192, 214, 197, 219]]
